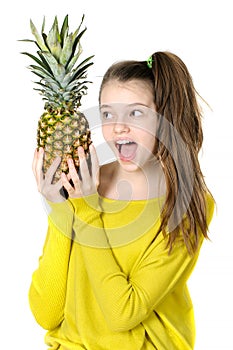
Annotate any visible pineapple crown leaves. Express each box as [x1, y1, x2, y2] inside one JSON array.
[[20, 14, 94, 108]]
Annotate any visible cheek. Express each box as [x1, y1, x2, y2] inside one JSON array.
[[136, 126, 156, 150], [143, 137, 156, 153], [102, 125, 112, 141], [143, 124, 157, 152]]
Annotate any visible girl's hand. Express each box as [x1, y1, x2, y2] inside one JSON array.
[[32, 148, 64, 203], [61, 144, 99, 199]]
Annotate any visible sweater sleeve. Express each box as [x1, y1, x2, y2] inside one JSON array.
[[28, 199, 74, 330], [70, 194, 215, 332]]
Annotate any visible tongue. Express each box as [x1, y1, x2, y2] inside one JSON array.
[[119, 143, 137, 159]]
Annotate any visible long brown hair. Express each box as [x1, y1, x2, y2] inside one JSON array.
[[99, 51, 213, 254]]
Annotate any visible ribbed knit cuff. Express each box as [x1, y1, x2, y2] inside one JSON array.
[[69, 194, 109, 248], [69, 193, 100, 215], [45, 199, 74, 239]]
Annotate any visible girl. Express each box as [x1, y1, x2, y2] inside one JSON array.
[[30, 51, 214, 349]]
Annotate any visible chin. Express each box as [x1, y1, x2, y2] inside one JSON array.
[[118, 158, 142, 172]]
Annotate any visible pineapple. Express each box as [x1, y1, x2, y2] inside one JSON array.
[[21, 15, 94, 183]]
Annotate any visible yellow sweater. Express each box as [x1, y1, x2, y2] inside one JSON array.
[[29, 194, 214, 350]]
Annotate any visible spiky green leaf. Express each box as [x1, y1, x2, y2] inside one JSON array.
[[46, 16, 62, 60], [66, 43, 82, 71], [30, 19, 48, 51], [59, 33, 73, 66], [60, 15, 69, 47], [60, 56, 94, 88], [37, 51, 53, 74], [60, 72, 73, 88], [34, 79, 61, 94], [72, 14, 85, 42], [21, 14, 94, 107], [70, 80, 91, 91], [67, 28, 87, 67], [72, 56, 94, 79], [42, 33, 50, 51], [62, 91, 72, 100], [41, 51, 65, 81], [45, 77, 61, 89], [21, 52, 47, 70], [29, 64, 54, 80], [41, 16, 46, 35], [71, 55, 94, 75], [18, 39, 36, 44], [19, 38, 45, 52]]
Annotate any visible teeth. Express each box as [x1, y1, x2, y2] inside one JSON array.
[[116, 140, 132, 145]]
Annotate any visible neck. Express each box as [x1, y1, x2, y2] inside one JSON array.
[[111, 160, 166, 200]]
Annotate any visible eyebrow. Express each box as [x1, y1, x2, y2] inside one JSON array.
[[99, 104, 112, 110], [100, 102, 149, 110]]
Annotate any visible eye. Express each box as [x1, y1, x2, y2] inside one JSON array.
[[101, 111, 113, 120], [130, 109, 143, 119]]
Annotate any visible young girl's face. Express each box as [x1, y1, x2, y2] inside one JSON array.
[[100, 79, 158, 172]]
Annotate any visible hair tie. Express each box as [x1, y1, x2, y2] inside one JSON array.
[[147, 55, 153, 69]]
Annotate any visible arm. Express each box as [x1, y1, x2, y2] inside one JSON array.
[[70, 194, 214, 332], [29, 201, 73, 330], [29, 149, 74, 330]]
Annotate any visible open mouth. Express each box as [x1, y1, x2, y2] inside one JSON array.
[[115, 139, 138, 161]]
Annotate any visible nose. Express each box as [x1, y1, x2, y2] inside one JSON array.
[[113, 114, 130, 134], [113, 121, 130, 134]]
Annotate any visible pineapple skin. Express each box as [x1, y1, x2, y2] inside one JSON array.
[[38, 106, 92, 183]]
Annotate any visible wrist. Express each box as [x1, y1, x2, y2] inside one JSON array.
[[43, 197, 74, 239], [69, 192, 100, 213], [43, 193, 65, 203], [69, 193, 102, 231], [69, 193, 107, 248]]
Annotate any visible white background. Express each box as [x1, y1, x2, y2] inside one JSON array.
[[0, 0, 232, 348]]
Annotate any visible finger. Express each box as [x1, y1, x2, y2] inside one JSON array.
[[67, 158, 80, 187], [44, 156, 61, 184], [78, 146, 90, 179], [35, 148, 44, 189], [89, 144, 99, 186], [32, 149, 38, 178], [61, 172, 76, 194]]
